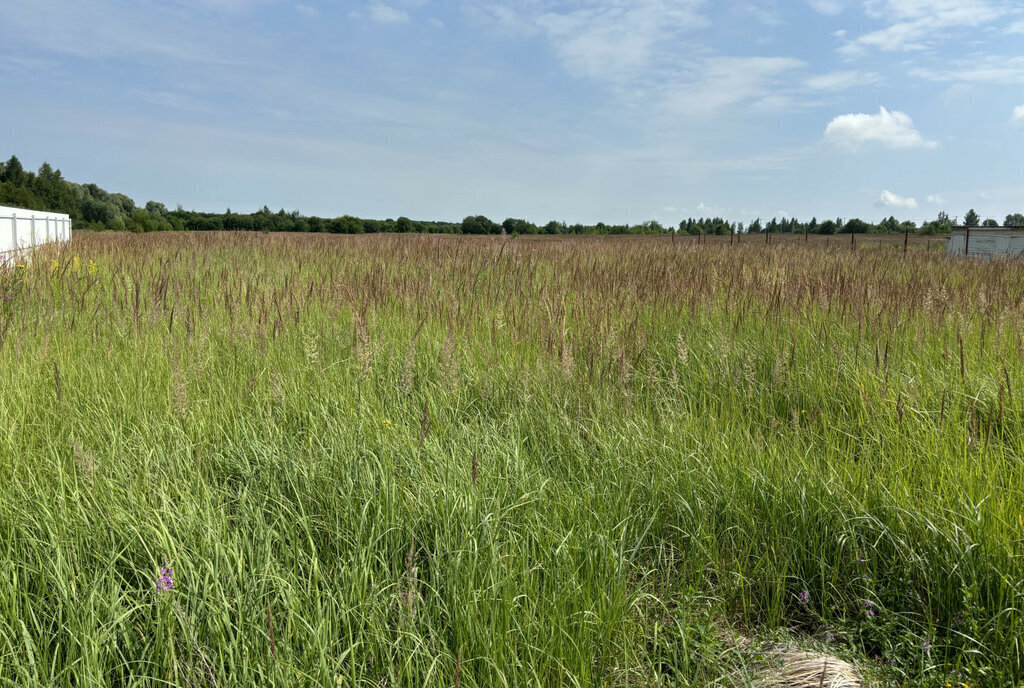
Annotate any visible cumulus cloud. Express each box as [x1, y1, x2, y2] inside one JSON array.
[[825, 106, 937, 149], [1014, 104, 1024, 126], [368, 3, 410, 24], [880, 190, 917, 208], [927, 194, 945, 203]]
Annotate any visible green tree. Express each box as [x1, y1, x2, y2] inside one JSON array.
[[843, 218, 871, 234], [963, 208, 980, 227]]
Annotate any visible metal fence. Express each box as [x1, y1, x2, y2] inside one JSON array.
[[0, 206, 72, 267]]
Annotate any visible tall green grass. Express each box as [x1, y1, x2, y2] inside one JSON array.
[[0, 232, 1021, 687]]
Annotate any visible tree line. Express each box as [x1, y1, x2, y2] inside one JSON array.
[[2, 155, 1022, 236]]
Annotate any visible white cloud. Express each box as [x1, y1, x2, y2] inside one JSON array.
[[472, 1, 808, 117], [427, 17, 444, 29], [1014, 105, 1024, 127], [368, 3, 410, 24], [1008, 20, 1024, 33], [805, 70, 880, 91], [665, 56, 806, 115], [825, 106, 937, 149], [841, 0, 1006, 54], [927, 194, 945, 203], [880, 189, 917, 208], [910, 56, 1024, 85], [295, 4, 317, 17], [531, 0, 706, 83], [808, 0, 847, 14]]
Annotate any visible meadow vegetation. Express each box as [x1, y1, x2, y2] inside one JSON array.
[[0, 232, 1022, 687]]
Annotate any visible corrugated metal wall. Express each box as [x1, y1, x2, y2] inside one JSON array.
[[0, 206, 72, 267], [947, 230, 1024, 258]]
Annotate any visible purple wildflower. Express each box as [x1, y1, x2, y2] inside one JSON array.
[[798, 590, 810, 605], [864, 599, 876, 617], [157, 566, 175, 593], [922, 639, 932, 652], [824, 631, 836, 642]]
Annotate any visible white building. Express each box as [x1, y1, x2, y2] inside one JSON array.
[[0, 205, 72, 268], [947, 227, 1024, 258]]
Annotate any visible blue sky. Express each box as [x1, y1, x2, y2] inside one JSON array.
[[1, 0, 1022, 225]]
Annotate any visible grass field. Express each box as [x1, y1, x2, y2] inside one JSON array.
[[0, 231, 1021, 687]]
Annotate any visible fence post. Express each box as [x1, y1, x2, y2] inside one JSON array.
[[10, 212, 17, 255]]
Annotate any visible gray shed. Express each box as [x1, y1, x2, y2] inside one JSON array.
[[947, 227, 1024, 258]]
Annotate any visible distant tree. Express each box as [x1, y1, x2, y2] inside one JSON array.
[[818, 219, 837, 235], [963, 208, 980, 227], [0, 155, 25, 186], [543, 220, 563, 235], [982, 218, 999, 228], [843, 218, 871, 234], [395, 216, 414, 233], [502, 218, 537, 235], [462, 215, 499, 235], [1005, 213, 1024, 227], [899, 220, 918, 234], [878, 216, 900, 234], [919, 211, 954, 235], [331, 215, 364, 234]]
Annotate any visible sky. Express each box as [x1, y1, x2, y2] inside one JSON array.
[[1, 0, 1022, 226]]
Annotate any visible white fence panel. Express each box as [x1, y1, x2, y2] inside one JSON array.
[[0, 205, 72, 268]]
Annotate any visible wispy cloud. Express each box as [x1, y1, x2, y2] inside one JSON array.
[[367, 3, 410, 24], [841, 0, 1007, 54], [470, 1, 811, 117], [825, 106, 937, 149], [529, 0, 707, 83], [880, 189, 917, 208], [295, 4, 317, 17], [1014, 105, 1024, 127], [665, 56, 806, 116], [804, 70, 881, 91], [910, 56, 1024, 84], [807, 0, 848, 14]]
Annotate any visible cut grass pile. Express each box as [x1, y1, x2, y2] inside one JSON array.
[[0, 232, 1021, 687]]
